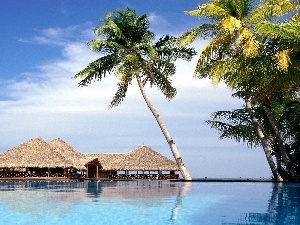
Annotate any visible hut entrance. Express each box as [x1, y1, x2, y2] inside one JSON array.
[[86, 159, 102, 179]]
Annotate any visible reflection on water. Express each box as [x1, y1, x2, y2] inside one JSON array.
[[0, 181, 299, 225], [222, 182, 300, 225], [0, 181, 86, 217], [168, 182, 191, 224], [0, 180, 184, 221]]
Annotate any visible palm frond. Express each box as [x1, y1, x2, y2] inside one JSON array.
[[275, 49, 291, 71], [109, 79, 130, 108], [219, 16, 242, 34], [194, 32, 232, 77], [155, 35, 196, 62], [109, 61, 135, 107], [140, 59, 177, 99], [87, 39, 124, 54], [185, 3, 228, 20], [178, 24, 218, 46], [254, 19, 300, 41], [213, 0, 253, 19], [73, 54, 119, 86], [209, 58, 239, 86], [152, 65, 177, 99], [234, 27, 262, 57], [249, 0, 296, 23], [206, 109, 261, 147], [94, 19, 122, 38]]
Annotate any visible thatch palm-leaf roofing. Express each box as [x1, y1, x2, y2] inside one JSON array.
[[112, 145, 179, 171], [83, 153, 126, 170], [0, 137, 73, 168], [0, 138, 179, 172], [48, 138, 85, 169]]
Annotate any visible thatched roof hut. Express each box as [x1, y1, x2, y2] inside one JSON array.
[[48, 138, 85, 169], [0, 137, 179, 175], [112, 145, 179, 171], [0, 137, 73, 168], [82, 153, 126, 170]]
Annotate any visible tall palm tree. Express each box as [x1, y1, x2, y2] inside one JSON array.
[[211, 14, 300, 178], [74, 8, 196, 180], [179, 0, 299, 180]]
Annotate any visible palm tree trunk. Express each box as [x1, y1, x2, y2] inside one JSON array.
[[261, 101, 295, 176], [245, 97, 283, 181], [135, 75, 192, 180]]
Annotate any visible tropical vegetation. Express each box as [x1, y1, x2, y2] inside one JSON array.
[[74, 8, 196, 180], [179, 0, 300, 180]]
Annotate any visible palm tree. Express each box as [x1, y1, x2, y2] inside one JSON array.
[[74, 8, 196, 180], [207, 96, 300, 179], [179, 0, 299, 180], [217, 15, 300, 178]]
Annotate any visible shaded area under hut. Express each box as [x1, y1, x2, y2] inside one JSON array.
[[0, 138, 180, 180]]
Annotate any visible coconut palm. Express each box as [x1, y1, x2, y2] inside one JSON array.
[[211, 14, 300, 178], [74, 8, 196, 180], [179, 0, 299, 181], [207, 96, 300, 179], [179, 0, 298, 78]]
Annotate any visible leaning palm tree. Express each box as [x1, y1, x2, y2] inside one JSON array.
[[74, 8, 196, 180], [179, 0, 299, 181]]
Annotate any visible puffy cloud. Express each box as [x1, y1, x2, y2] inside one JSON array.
[[148, 12, 168, 26], [0, 24, 270, 178]]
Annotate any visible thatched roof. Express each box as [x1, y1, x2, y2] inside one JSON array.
[[48, 138, 85, 169], [0, 137, 73, 168], [83, 153, 126, 170], [0, 138, 179, 172], [111, 145, 179, 171]]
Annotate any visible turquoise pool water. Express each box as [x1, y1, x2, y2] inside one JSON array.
[[0, 181, 299, 225]]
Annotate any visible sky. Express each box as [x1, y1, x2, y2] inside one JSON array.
[[0, 0, 271, 179]]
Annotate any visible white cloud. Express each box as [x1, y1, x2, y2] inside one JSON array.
[[148, 12, 168, 26], [18, 24, 94, 47], [0, 25, 271, 178], [0, 39, 239, 142]]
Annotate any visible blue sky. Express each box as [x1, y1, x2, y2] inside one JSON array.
[[0, 0, 271, 179]]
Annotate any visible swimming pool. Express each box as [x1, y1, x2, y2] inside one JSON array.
[[0, 180, 299, 225]]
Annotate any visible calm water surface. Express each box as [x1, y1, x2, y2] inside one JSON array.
[[0, 180, 299, 225]]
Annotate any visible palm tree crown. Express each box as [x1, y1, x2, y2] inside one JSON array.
[[75, 8, 195, 107], [179, 0, 298, 82]]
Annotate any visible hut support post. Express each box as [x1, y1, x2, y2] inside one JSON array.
[[96, 164, 99, 179], [86, 165, 89, 178], [48, 167, 50, 178]]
